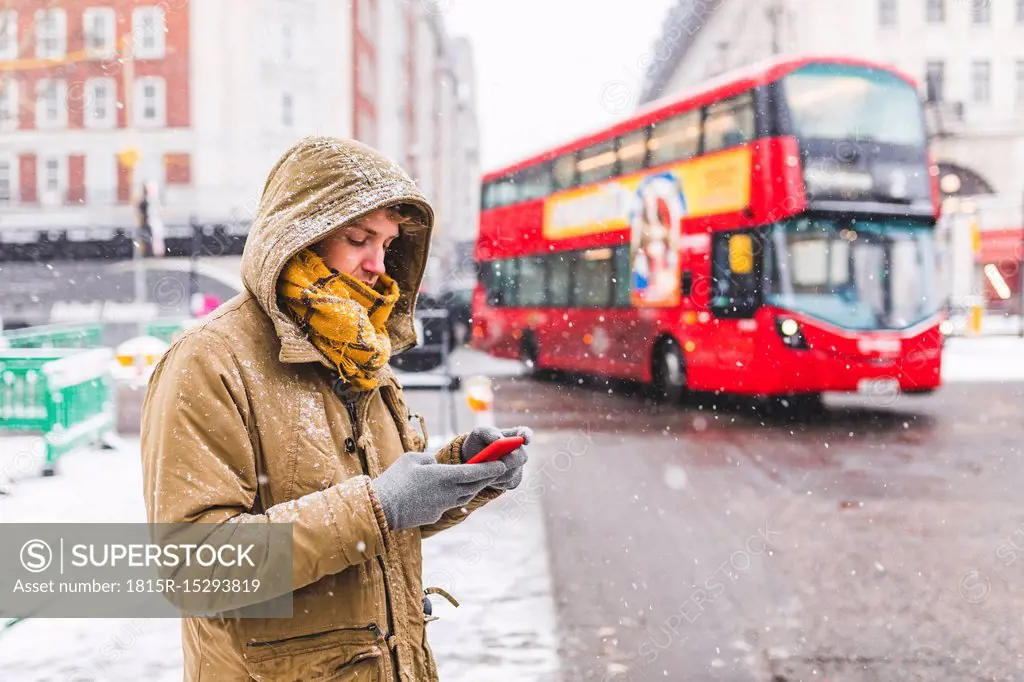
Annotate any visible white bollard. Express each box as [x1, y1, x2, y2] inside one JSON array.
[[464, 375, 495, 429]]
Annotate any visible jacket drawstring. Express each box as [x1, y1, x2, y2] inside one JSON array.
[[422, 586, 459, 623], [425, 586, 459, 607], [408, 412, 428, 451]]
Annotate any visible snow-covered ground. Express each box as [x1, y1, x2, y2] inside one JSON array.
[[942, 336, 1024, 382], [943, 313, 1022, 337], [0, 436, 561, 682]]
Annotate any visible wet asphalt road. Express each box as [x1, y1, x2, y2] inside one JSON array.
[[492, 374, 1024, 681]]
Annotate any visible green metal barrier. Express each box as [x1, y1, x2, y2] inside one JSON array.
[[0, 349, 115, 474], [145, 318, 193, 344], [1, 323, 104, 349]]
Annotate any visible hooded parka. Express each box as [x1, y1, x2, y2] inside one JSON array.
[[140, 137, 503, 681]]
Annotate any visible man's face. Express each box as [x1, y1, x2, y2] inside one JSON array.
[[317, 208, 401, 288]]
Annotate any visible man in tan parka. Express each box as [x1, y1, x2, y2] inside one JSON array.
[[141, 137, 530, 681]]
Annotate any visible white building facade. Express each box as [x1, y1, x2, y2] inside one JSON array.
[[642, 0, 1024, 202], [640, 0, 1024, 313]]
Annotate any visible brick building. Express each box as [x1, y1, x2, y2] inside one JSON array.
[[0, 0, 480, 278]]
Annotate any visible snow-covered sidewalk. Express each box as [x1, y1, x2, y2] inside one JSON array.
[[0, 437, 561, 682], [942, 336, 1024, 382]]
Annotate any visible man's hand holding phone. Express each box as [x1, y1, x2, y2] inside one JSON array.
[[461, 426, 532, 491]]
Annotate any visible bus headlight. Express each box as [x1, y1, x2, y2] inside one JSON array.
[[939, 319, 954, 336], [775, 317, 808, 349]]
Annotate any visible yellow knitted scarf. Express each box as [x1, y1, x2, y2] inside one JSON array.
[[277, 249, 400, 391]]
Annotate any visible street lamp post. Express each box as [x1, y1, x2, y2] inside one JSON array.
[[119, 33, 147, 345], [189, 214, 201, 313]]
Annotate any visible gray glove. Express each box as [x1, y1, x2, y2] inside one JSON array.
[[371, 452, 506, 531], [461, 426, 532, 491]]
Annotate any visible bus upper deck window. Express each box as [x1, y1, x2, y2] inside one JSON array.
[[577, 141, 617, 185], [703, 92, 755, 153], [553, 154, 577, 191], [649, 110, 700, 167], [617, 129, 647, 175], [517, 164, 553, 202]]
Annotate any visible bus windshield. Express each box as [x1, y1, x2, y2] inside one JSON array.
[[765, 217, 939, 330], [781, 63, 926, 147]]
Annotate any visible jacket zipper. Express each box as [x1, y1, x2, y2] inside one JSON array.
[[344, 399, 370, 473], [342, 389, 400, 681], [247, 623, 383, 648]]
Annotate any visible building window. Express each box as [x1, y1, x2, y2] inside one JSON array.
[[926, 0, 945, 23], [144, 85, 156, 118], [84, 152, 116, 205], [925, 60, 945, 102], [1017, 60, 1024, 105], [164, 153, 191, 185], [132, 6, 166, 59], [45, 159, 59, 193], [0, 157, 14, 205], [972, 60, 991, 103], [36, 79, 67, 128], [878, 0, 897, 26], [972, 1, 990, 24], [0, 80, 18, 130], [39, 156, 64, 206], [35, 8, 67, 59], [0, 10, 17, 60], [83, 8, 116, 58], [281, 21, 293, 61], [134, 76, 165, 126], [85, 78, 115, 128], [282, 93, 293, 127]]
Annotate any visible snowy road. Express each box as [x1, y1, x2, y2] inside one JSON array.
[[496, 348, 1024, 681]]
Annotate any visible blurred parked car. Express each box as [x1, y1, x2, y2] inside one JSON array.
[[389, 292, 450, 372], [438, 286, 473, 349]]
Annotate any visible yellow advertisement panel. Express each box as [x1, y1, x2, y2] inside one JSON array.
[[542, 147, 752, 241], [542, 147, 751, 308]]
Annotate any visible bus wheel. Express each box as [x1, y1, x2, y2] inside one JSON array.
[[651, 338, 686, 403]]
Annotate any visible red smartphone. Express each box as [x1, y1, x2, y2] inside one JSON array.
[[465, 435, 525, 464]]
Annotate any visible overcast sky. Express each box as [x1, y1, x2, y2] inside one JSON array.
[[441, 0, 678, 172]]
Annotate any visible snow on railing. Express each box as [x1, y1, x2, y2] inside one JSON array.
[[41, 349, 115, 391]]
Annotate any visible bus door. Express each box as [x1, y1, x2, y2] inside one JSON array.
[[570, 247, 631, 374], [708, 231, 762, 390], [523, 253, 572, 368]]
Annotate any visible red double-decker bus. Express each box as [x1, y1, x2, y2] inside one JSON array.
[[472, 56, 944, 403]]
